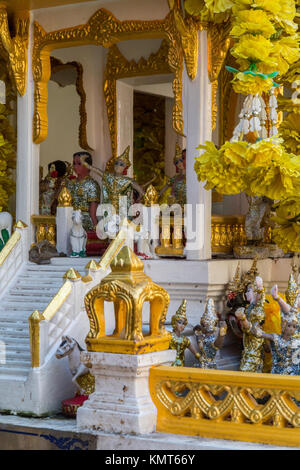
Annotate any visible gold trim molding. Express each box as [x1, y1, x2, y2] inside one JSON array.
[[104, 39, 182, 158], [33, 7, 199, 144], [207, 21, 231, 131], [0, 6, 29, 96]]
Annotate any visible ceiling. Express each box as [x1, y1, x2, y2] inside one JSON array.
[[3, 0, 104, 14]]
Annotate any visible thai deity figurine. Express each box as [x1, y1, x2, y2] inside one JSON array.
[[40, 160, 67, 215], [234, 275, 266, 372], [160, 145, 186, 207], [193, 298, 227, 369], [82, 146, 144, 215], [253, 303, 300, 375], [169, 300, 201, 367], [66, 151, 100, 232], [271, 263, 300, 334]]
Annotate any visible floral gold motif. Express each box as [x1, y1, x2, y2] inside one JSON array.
[[149, 366, 300, 448], [0, 7, 29, 96], [207, 21, 232, 131], [32, 7, 198, 144]]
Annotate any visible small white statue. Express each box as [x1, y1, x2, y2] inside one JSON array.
[[55, 335, 90, 395], [134, 224, 159, 259], [70, 210, 87, 257], [0, 211, 13, 245]]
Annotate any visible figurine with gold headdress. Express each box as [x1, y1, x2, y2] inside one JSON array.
[[193, 298, 227, 369], [234, 275, 266, 372], [270, 262, 300, 334], [252, 300, 300, 375], [159, 145, 186, 207], [169, 300, 201, 367], [81, 146, 144, 215]]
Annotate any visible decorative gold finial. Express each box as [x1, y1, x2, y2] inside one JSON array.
[[239, 257, 259, 292], [14, 220, 28, 229], [85, 260, 100, 271], [116, 145, 131, 168], [144, 184, 159, 206], [58, 185, 73, 207], [63, 268, 81, 280], [228, 262, 241, 293], [285, 269, 299, 307], [171, 300, 187, 331], [200, 298, 218, 331]]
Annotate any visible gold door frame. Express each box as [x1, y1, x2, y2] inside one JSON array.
[[104, 40, 178, 158], [33, 7, 199, 145]]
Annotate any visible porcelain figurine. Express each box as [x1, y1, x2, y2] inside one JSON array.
[[169, 299, 201, 367], [193, 298, 227, 369], [67, 151, 100, 232], [234, 275, 266, 372]]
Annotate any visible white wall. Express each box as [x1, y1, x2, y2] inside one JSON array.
[[40, 81, 80, 176]]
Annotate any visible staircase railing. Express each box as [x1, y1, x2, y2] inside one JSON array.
[[0, 221, 28, 300], [28, 223, 130, 368]]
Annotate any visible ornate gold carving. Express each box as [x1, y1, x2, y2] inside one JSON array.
[[57, 185, 72, 207], [218, 59, 238, 146], [0, 7, 29, 96], [0, 230, 21, 266], [150, 366, 300, 447], [84, 245, 171, 354], [144, 184, 159, 206], [33, 8, 186, 144], [156, 216, 184, 257], [31, 215, 56, 246], [207, 21, 232, 131]]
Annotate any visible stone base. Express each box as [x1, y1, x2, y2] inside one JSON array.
[[76, 349, 176, 435], [233, 244, 285, 259]]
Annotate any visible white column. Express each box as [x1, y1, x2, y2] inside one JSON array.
[[116, 80, 134, 176], [16, 13, 40, 246], [184, 31, 212, 260]]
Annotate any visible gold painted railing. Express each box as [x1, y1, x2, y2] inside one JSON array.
[[156, 214, 246, 256], [31, 215, 56, 246], [149, 366, 300, 448], [211, 215, 246, 253], [28, 280, 73, 367]]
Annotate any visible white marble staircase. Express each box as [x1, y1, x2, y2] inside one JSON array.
[[0, 259, 91, 383]]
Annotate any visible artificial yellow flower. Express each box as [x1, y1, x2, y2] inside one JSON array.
[[279, 113, 300, 154], [232, 73, 274, 95], [231, 34, 276, 68], [273, 196, 300, 220], [246, 137, 284, 166], [204, 0, 234, 13], [194, 141, 247, 194], [247, 151, 300, 200], [222, 140, 248, 166], [184, 0, 205, 16], [259, 35, 300, 76], [231, 9, 276, 38], [272, 220, 300, 253]]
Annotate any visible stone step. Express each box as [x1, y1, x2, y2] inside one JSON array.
[[3, 350, 31, 360], [0, 366, 29, 378], [0, 330, 29, 340], [0, 358, 31, 368], [9, 288, 59, 297]]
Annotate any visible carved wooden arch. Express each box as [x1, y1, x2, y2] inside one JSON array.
[[0, 7, 29, 96], [32, 7, 199, 145], [50, 57, 92, 151]]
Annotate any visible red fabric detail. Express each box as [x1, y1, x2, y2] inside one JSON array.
[[61, 394, 89, 417], [86, 230, 109, 256], [50, 170, 58, 178], [68, 175, 76, 180]]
